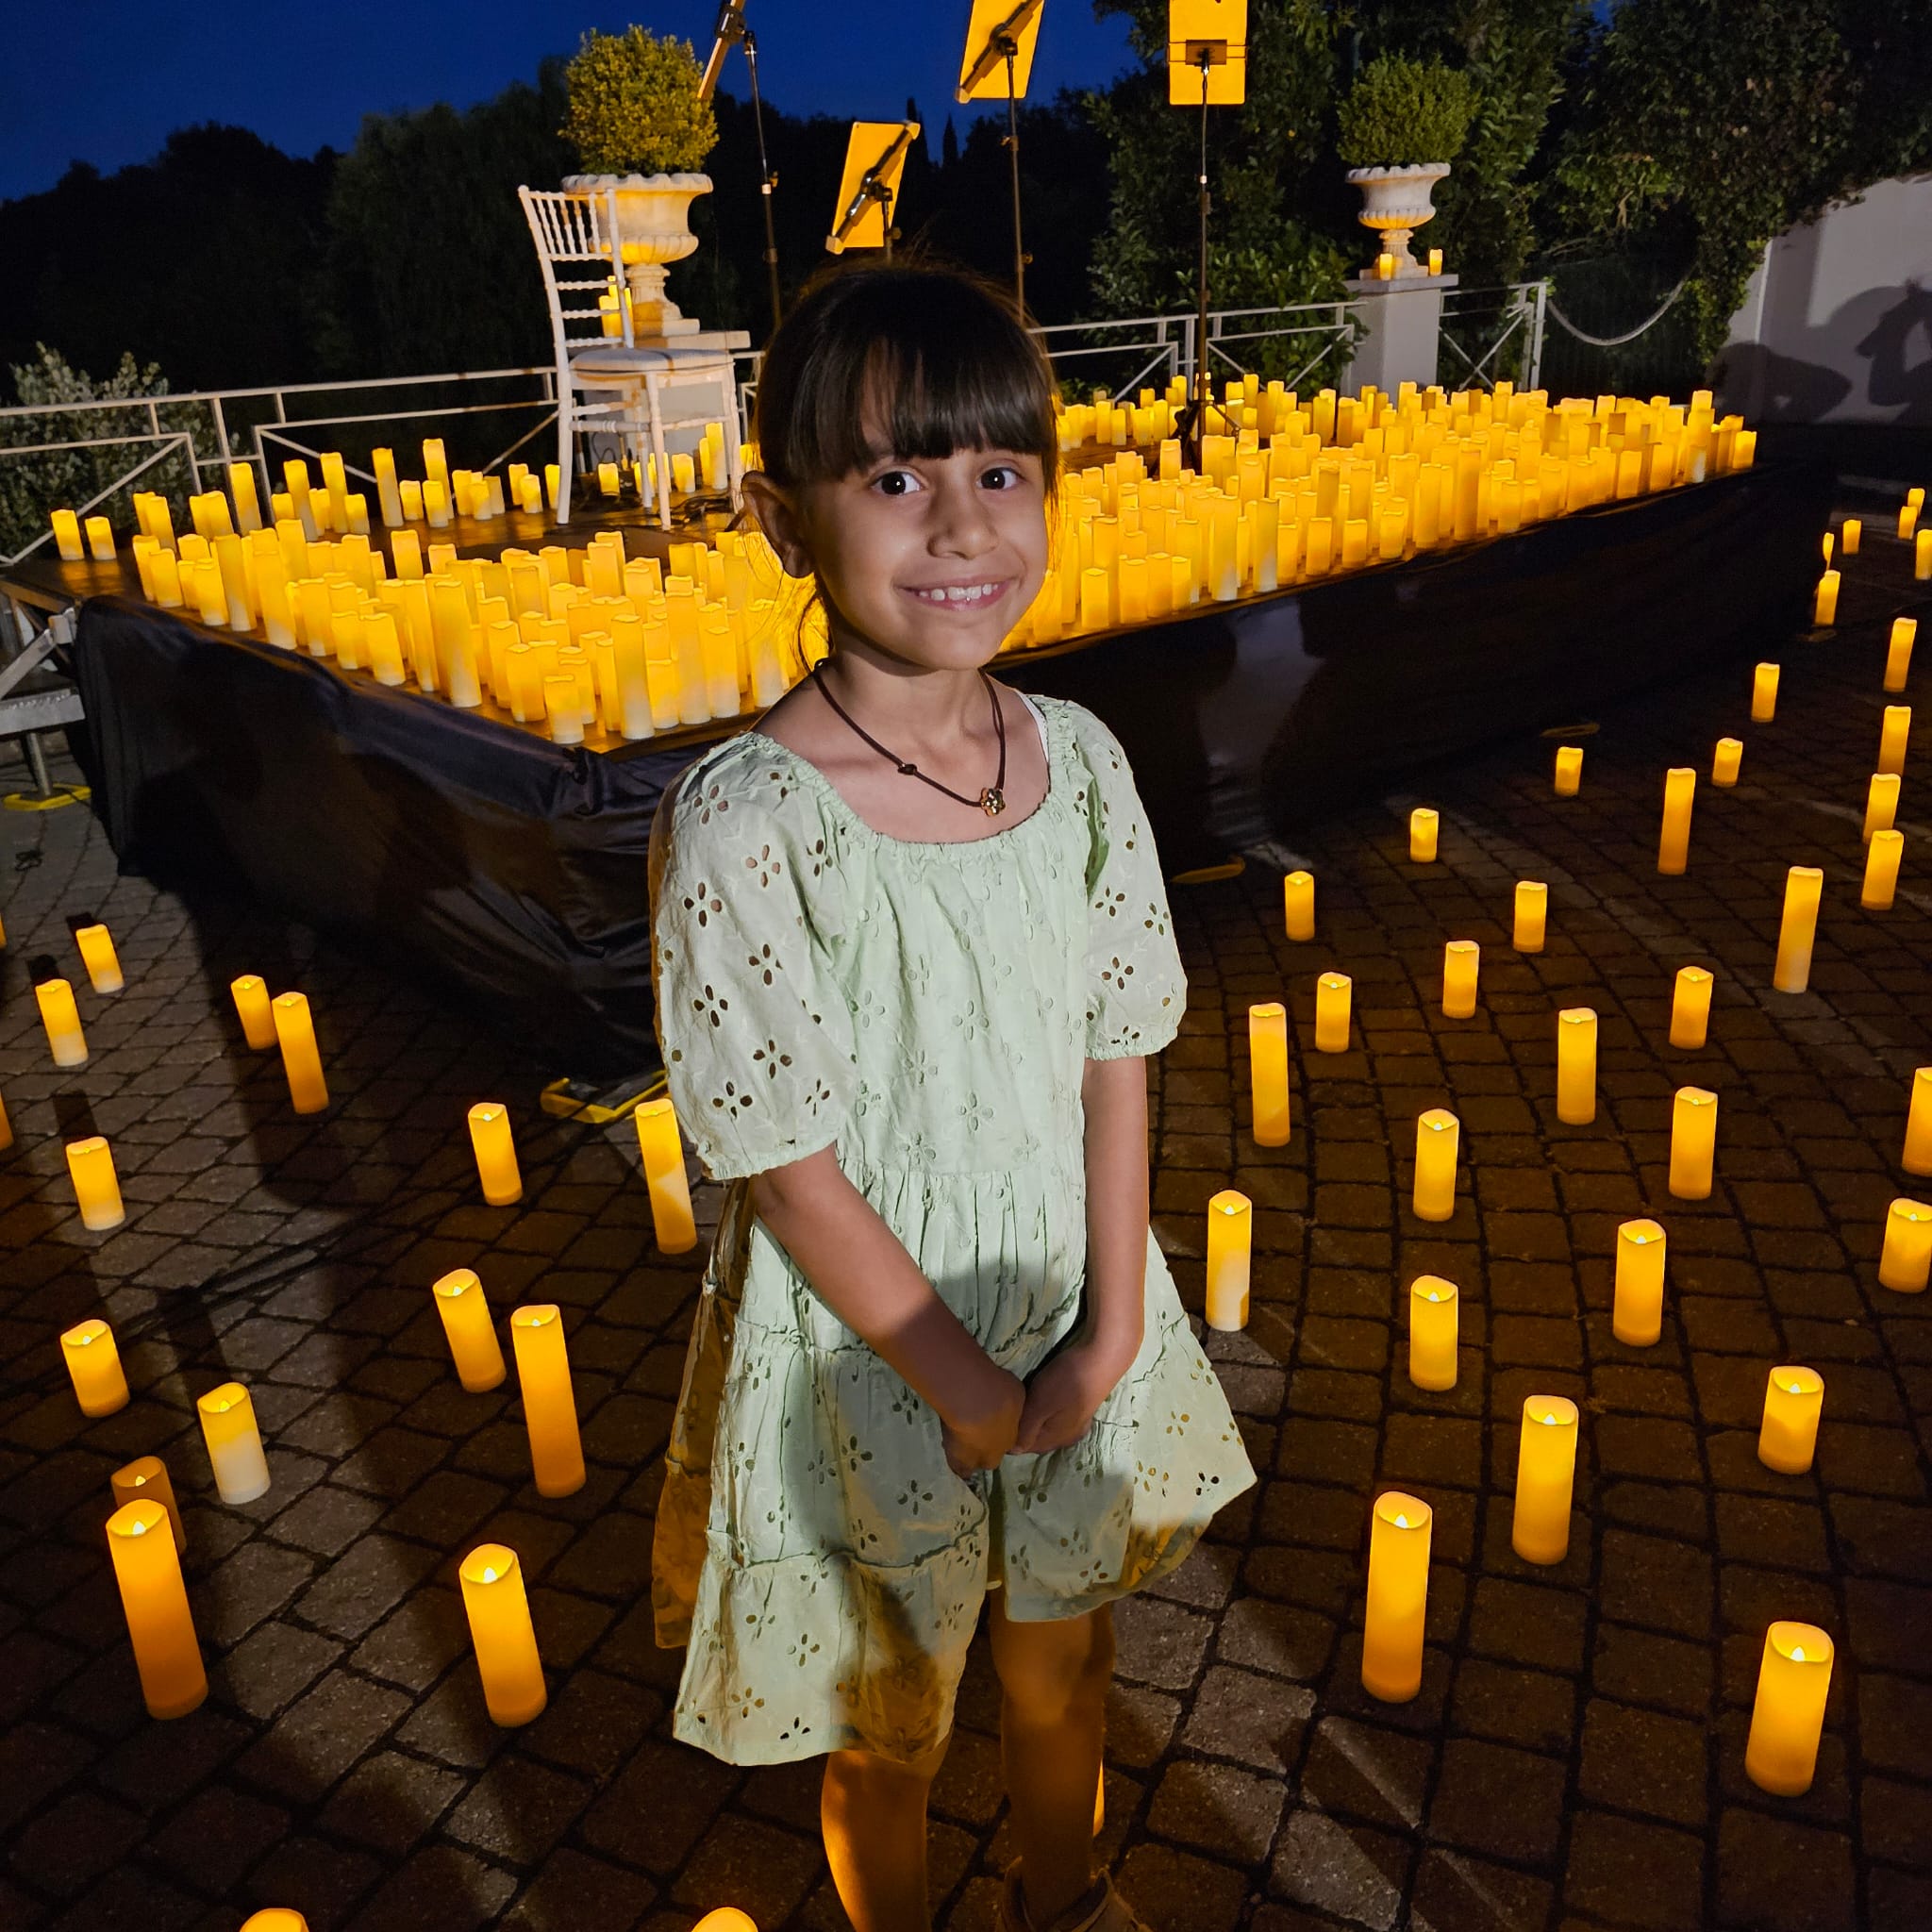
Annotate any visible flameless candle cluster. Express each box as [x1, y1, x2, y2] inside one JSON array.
[[1026, 380, 1759, 650], [108, 459, 804, 743]]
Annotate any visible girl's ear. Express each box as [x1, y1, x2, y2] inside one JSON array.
[[741, 472, 813, 579]]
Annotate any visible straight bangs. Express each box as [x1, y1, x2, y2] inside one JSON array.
[[755, 266, 1058, 498]]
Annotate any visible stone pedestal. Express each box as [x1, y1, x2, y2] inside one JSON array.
[[1342, 273, 1457, 398]]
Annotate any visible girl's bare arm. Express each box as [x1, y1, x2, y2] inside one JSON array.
[[750, 1147, 1024, 1467], [1078, 1052, 1151, 1368], [1011, 1054, 1151, 1454]]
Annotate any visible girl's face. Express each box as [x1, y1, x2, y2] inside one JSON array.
[[754, 440, 1050, 673]]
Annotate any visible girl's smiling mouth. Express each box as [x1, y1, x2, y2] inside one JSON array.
[[902, 577, 1014, 608]]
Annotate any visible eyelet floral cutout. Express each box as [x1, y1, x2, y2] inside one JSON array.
[[647, 694, 1254, 1770]]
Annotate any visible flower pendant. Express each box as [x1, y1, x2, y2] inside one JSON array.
[[980, 787, 1007, 817]]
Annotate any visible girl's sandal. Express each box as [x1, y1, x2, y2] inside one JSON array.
[[996, 1862, 1155, 1932]]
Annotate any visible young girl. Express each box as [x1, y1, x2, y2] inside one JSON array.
[[649, 264, 1257, 1932]]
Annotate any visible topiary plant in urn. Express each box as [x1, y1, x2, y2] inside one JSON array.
[[561, 25, 719, 338], [1336, 56, 1476, 273]]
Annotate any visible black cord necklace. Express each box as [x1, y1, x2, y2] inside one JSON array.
[[808, 664, 1008, 816]]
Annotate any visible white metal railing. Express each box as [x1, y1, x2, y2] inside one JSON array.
[[3, 292, 1517, 566], [1439, 281, 1549, 392], [0, 369, 563, 566]]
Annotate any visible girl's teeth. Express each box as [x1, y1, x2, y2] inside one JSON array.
[[919, 583, 998, 604]]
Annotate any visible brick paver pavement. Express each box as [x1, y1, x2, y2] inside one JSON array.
[[2, 510, 1927, 1932]]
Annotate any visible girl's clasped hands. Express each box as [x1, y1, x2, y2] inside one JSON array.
[[938, 1331, 1137, 1478]]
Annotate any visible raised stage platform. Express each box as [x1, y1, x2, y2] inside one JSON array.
[[11, 459, 1835, 1076]]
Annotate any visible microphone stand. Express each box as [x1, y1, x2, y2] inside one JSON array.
[[1174, 43, 1216, 474], [701, 1, 785, 340]]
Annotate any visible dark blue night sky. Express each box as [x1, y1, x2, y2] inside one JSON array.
[[0, 3, 1138, 203]]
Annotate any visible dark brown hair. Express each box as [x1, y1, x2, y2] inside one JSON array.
[[753, 261, 1058, 496]]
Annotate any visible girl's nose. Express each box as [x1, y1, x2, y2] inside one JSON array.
[[929, 480, 1000, 558]]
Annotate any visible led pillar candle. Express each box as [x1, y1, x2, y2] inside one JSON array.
[[1744, 1624, 1833, 1797], [61, 1317, 130, 1415], [1361, 1491, 1432, 1702], [1920, 528, 1932, 581], [1556, 1008, 1598, 1125], [1840, 517, 1860, 556], [1514, 880, 1548, 952], [75, 923, 124, 993], [1409, 808, 1439, 862], [1812, 570, 1840, 626], [1413, 1108, 1460, 1222], [1314, 972, 1352, 1053], [1879, 1198, 1932, 1291], [434, 1268, 507, 1391], [1713, 738, 1743, 787], [1203, 1188, 1253, 1331], [66, 1138, 126, 1231], [1613, 1219, 1668, 1344], [460, 1542, 547, 1725], [197, 1382, 271, 1504], [86, 515, 115, 561], [1861, 773, 1900, 844], [107, 1465, 187, 1575], [230, 974, 276, 1049], [1427, 248, 1443, 275], [1510, 1395, 1580, 1565], [1283, 870, 1315, 941], [1441, 941, 1479, 1019], [1758, 1366, 1824, 1474], [1248, 1005, 1290, 1146], [272, 991, 329, 1114], [1885, 618, 1917, 693], [691, 1914, 758, 1932], [510, 1305, 585, 1497], [1863, 829, 1903, 909], [1905, 1067, 1932, 1175], [467, 1102, 522, 1206], [241, 1914, 310, 1932], [1669, 1087, 1718, 1200], [36, 976, 88, 1066], [106, 1500, 207, 1719], [636, 1097, 698, 1253], [546, 675, 585, 743], [51, 508, 85, 560], [1772, 867, 1824, 993], [1554, 745, 1583, 796], [1878, 706, 1910, 776], [1752, 663, 1780, 723], [1408, 1275, 1458, 1391], [1657, 767, 1696, 874], [1670, 966, 1713, 1049]]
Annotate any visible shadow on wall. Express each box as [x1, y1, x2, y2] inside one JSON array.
[[1717, 283, 1932, 425]]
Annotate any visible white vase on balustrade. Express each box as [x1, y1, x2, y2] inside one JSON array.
[[1346, 162, 1452, 274], [562, 171, 712, 339]]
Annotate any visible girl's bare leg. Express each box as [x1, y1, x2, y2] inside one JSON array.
[[822, 1731, 950, 1932], [989, 1591, 1115, 1930]]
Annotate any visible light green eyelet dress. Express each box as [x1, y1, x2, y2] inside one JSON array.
[[648, 691, 1257, 1767]]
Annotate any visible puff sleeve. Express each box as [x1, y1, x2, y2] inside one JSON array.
[[1072, 708, 1187, 1059], [649, 756, 858, 1180]]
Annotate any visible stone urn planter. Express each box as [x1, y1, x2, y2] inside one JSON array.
[[1346, 162, 1451, 272], [563, 171, 711, 338]]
